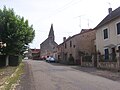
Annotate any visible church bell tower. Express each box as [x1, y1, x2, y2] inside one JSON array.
[[48, 24, 55, 41]]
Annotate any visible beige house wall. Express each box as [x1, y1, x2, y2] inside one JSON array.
[[96, 17, 120, 54]]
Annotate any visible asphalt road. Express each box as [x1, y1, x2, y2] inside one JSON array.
[[17, 60, 120, 90]]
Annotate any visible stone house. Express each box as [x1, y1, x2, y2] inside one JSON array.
[[56, 43, 64, 63], [31, 49, 40, 60], [40, 24, 58, 59], [57, 29, 96, 65], [95, 7, 120, 70], [76, 29, 96, 66]]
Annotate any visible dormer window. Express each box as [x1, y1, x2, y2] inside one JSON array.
[[103, 28, 108, 39], [117, 22, 120, 35]]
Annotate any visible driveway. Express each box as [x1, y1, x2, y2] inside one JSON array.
[[16, 60, 120, 90]]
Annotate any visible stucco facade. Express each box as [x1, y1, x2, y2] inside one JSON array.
[[96, 18, 120, 54], [95, 7, 120, 70]]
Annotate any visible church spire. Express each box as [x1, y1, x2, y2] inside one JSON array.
[[48, 24, 55, 41]]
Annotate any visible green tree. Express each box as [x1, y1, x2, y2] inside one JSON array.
[[0, 6, 35, 56]]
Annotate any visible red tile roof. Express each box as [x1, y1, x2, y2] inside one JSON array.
[[31, 49, 40, 54]]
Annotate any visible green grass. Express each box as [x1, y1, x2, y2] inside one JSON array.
[[2, 63, 24, 90]]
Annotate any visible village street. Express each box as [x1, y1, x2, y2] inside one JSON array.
[[16, 60, 120, 90]]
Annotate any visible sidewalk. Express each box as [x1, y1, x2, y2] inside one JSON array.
[[71, 66, 120, 82]]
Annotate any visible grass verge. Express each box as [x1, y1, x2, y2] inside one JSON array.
[[0, 62, 24, 90]]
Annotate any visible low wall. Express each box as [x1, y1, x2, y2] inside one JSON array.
[[97, 62, 119, 70], [81, 62, 94, 67]]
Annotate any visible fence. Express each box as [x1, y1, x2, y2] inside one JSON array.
[[97, 53, 120, 71], [81, 55, 94, 67], [99, 54, 117, 62], [0, 55, 21, 67]]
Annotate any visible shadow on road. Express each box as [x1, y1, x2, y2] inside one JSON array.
[[71, 66, 120, 81], [48, 62, 120, 81]]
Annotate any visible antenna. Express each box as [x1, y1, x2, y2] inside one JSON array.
[[77, 15, 84, 30], [74, 15, 85, 30], [87, 19, 89, 29], [78, 16, 82, 30]]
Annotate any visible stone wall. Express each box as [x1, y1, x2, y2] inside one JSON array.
[[81, 62, 94, 67], [97, 62, 119, 70]]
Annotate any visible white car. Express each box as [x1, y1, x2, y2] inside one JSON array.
[[46, 57, 55, 62], [49, 57, 55, 62], [24, 57, 28, 60], [46, 57, 51, 62]]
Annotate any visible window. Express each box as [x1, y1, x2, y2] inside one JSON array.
[[117, 22, 120, 35], [104, 48, 109, 60], [73, 45, 75, 48], [103, 29, 108, 39], [70, 41, 72, 47]]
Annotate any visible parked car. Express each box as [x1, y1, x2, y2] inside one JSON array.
[[24, 57, 28, 60], [46, 56, 51, 62], [46, 56, 55, 63], [49, 57, 55, 62]]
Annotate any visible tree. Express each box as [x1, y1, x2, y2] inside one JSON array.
[[0, 6, 35, 56]]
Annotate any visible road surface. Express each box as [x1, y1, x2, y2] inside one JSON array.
[[16, 60, 120, 90]]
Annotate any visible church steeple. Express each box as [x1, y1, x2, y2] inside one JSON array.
[[48, 24, 55, 41]]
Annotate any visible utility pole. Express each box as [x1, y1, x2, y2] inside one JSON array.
[[77, 15, 84, 30], [87, 19, 90, 29], [78, 16, 82, 30]]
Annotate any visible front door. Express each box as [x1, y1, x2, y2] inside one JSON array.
[[104, 48, 109, 60], [64, 53, 68, 64]]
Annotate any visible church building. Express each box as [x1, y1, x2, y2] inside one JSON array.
[[40, 24, 58, 58]]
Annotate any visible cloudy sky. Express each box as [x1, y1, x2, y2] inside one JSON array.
[[0, 0, 120, 48]]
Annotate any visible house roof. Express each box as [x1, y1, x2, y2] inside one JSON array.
[[31, 49, 40, 54], [58, 29, 94, 46], [95, 6, 120, 29]]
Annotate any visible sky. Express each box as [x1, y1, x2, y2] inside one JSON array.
[[0, 0, 120, 49]]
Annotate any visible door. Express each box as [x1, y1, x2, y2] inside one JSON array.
[[104, 48, 109, 61]]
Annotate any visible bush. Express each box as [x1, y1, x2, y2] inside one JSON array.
[[82, 56, 92, 62]]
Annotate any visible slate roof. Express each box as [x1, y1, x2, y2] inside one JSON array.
[[95, 6, 120, 29], [48, 24, 54, 37], [59, 29, 94, 45]]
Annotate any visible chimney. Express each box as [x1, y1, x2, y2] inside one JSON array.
[[63, 37, 66, 42], [108, 8, 112, 14]]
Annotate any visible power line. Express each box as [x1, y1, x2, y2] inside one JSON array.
[[49, 0, 82, 18]]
